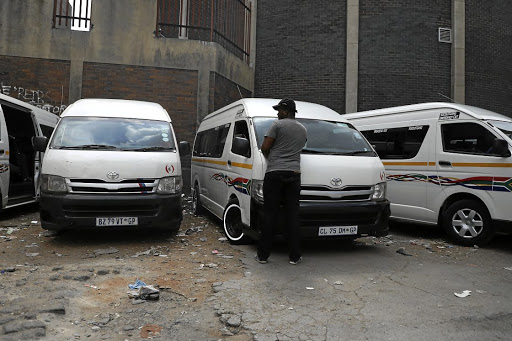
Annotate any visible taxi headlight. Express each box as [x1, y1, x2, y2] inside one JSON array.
[[157, 176, 182, 194], [41, 174, 68, 193], [251, 180, 264, 202], [371, 182, 387, 201]]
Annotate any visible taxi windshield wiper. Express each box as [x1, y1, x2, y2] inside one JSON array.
[[125, 146, 172, 152], [61, 144, 118, 150], [340, 150, 375, 156], [301, 148, 324, 154]]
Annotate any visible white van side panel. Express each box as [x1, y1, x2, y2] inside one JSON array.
[[435, 119, 512, 222], [192, 105, 246, 220], [347, 104, 512, 226], [354, 113, 438, 223], [0, 105, 9, 208]]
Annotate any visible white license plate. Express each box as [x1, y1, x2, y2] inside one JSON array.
[[318, 225, 358, 236], [96, 217, 138, 226]]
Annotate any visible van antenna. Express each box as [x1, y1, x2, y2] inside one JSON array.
[[237, 85, 244, 99], [437, 92, 455, 103]]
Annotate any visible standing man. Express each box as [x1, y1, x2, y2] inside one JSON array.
[[255, 98, 307, 265]]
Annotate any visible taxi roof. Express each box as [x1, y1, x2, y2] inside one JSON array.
[[61, 98, 171, 122]]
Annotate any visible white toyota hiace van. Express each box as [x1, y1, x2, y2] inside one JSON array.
[[344, 102, 512, 246], [191, 98, 390, 244], [0, 93, 58, 211], [33, 98, 190, 232]]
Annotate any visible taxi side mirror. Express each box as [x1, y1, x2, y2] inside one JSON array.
[[493, 138, 511, 157], [179, 141, 190, 156], [232, 136, 250, 157], [33, 136, 49, 152]]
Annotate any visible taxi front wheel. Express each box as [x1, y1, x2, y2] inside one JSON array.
[[223, 199, 252, 245], [443, 199, 494, 247]]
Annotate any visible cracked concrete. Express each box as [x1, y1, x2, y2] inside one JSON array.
[[211, 228, 512, 341]]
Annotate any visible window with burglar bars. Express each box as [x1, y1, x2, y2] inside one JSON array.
[[53, 0, 92, 31], [156, 0, 252, 63]]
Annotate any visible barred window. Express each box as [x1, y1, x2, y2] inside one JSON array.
[[53, 0, 92, 31]]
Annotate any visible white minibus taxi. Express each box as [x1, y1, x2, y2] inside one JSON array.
[[344, 102, 512, 246], [191, 98, 390, 244], [33, 98, 190, 232], [0, 93, 58, 211]]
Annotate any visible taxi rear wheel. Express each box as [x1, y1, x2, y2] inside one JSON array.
[[192, 183, 203, 216], [443, 199, 494, 246]]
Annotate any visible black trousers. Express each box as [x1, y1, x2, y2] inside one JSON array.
[[257, 170, 301, 261]]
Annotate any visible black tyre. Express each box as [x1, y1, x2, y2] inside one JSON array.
[[223, 199, 251, 245], [443, 199, 494, 246], [192, 183, 203, 216]]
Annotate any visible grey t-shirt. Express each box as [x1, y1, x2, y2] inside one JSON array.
[[265, 118, 307, 173]]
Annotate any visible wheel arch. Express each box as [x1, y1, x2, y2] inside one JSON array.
[[439, 192, 491, 226]]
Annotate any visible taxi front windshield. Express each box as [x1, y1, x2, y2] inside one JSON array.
[[50, 117, 176, 151], [488, 120, 512, 139], [253, 117, 376, 156]]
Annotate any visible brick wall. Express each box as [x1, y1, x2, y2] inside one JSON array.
[[466, 1, 512, 116], [358, 0, 452, 111], [82, 62, 199, 193], [209, 72, 252, 113], [0, 55, 70, 115], [82, 62, 198, 144], [254, 0, 346, 114]]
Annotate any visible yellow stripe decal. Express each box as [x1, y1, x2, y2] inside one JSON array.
[[231, 162, 253, 169], [451, 163, 512, 168], [192, 158, 252, 169], [382, 162, 429, 166], [383, 161, 512, 168], [192, 158, 227, 166]]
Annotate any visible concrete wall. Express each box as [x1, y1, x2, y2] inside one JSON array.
[[0, 0, 255, 193], [0, 0, 255, 136]]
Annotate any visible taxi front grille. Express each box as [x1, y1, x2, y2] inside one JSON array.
[[67, 178, 158, 194], [299, 185, 372, 202]]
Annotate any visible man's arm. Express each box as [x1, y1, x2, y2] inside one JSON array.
[[261, 136, 275, 158]]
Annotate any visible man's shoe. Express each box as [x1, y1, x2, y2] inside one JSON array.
[[289, 256, 303, 265], [254, 254, 267, 264]]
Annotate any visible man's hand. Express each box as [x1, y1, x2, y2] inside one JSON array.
[[261, 136, 275, 158]]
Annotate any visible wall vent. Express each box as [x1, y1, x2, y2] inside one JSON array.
[[438, 28, 452, 43]]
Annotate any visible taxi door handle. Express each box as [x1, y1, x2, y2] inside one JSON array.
[[227, 160, 232, 166], [438, 160, 451, 166]]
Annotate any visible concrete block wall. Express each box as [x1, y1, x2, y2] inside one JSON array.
[[358, 0, 452, 111], [465, 0, 512, 115], [255, 0, 346, 114], [209, 72, 252, 113]]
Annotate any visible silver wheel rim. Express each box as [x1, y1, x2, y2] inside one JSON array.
[[451, 208, 484, 239]]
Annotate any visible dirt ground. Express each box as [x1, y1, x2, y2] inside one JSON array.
[[0, 198, 252, 341]]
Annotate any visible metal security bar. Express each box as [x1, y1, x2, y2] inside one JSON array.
[[156, 0, 251, 63], [53, 0, 92, 31]]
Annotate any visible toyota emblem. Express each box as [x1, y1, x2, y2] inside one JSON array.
[[330, 177, 342, 187], [107, 171, 119, 180]]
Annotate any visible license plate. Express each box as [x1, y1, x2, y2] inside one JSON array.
[[318, 225, 358, 236], [96, 217, 138, 226]]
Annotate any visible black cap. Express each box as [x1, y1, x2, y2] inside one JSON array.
[[273, 98, 297, 113]]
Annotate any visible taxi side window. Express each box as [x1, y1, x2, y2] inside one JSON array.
[[362, 125, 429, 159], [441, 122, 497, 156], [193, 123, 230, 158]]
